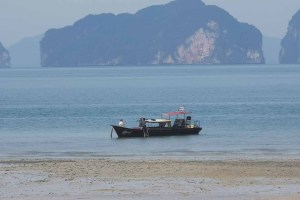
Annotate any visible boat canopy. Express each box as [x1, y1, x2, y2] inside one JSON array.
[[163, 111, 191, 117], [145, 119, 171, 123]]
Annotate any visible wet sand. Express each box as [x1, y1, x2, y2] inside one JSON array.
[[1, 158, 300, 199]]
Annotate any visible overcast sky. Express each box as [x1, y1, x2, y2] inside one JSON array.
[[0, 0, 299, 47]]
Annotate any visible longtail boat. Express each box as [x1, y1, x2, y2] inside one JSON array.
[[111, 107, 202, 138]]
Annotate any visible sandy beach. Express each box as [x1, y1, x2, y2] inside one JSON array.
[[0, 157, 300, 200]]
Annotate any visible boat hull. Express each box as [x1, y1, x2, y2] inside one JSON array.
[[111, 125, 202, 138]]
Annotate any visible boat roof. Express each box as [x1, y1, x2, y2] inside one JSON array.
[[163, 111, 191, 117], [145, 119, 171, 123]]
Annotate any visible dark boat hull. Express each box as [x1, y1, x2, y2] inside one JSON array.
[[111, 125, 202, 138]]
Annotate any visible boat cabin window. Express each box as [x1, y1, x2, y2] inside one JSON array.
[[145, 121, 171, 128], [158, 122, 171, 128], [173, 119, 185, 128]]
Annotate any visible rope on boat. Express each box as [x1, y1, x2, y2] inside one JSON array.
[[110, 127, 114, 138]]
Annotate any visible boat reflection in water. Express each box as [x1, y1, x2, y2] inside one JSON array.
[[111, 107, 202, 138]]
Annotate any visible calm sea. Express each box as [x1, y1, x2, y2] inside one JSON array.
[[0, 65, 300, 159]]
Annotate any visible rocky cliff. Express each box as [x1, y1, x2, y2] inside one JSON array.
[[0, 42, 10, 68], [41, 0, 265, 67], [279, 10, 300, 64]]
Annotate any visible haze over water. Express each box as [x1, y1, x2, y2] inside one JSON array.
[[0, 65, 299, 159]]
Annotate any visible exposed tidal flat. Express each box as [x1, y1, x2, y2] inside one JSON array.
[[1, 158, 300, 199], [0, 65, 300, 199]]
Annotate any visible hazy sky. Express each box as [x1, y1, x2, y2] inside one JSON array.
[[0, 0, 299, 47]]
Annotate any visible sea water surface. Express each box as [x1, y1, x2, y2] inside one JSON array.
[[0, 65, 300, 159]]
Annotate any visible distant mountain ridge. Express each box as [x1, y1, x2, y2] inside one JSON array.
[[280, 9, 300, 64], [263, 36, 280, 64], [9, 34, 43, 68], [41, 0, 265, 67], [0, 42, 10, 68]]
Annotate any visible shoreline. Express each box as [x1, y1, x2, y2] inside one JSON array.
[[0, 153, 300, 163], [1, 157, 300, 200]]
